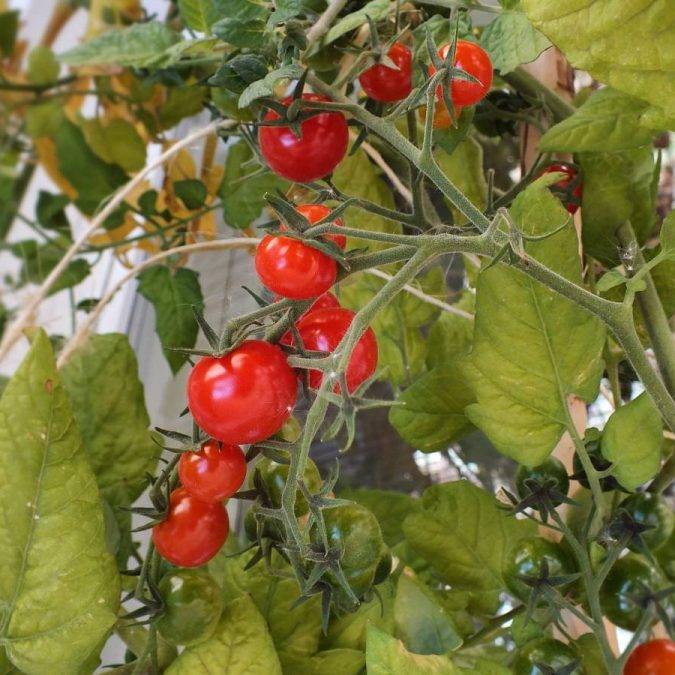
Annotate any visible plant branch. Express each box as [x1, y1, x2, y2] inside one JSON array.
[[617, 222, 675, 395], [503, 67, 576, 122]]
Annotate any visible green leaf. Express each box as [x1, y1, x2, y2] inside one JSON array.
[[174, 179, 208, 210], [11, 240, 90, 295], [366, 625, 457, 675], [595, 269, 628, 293], [322, 581, 396, 651], [389, 361, 476, 452], [268, 0, 305, 26], [36, 191, 70, 234], [338, 488, 414, 547], [158, 86, 207, 130], [178, 0, 218, 33], [661, 210, 675, 253], [522, 0, 675, 124], [601, 392, 663, 490], [238, 64, 304, 108], [210, 549, 322, 662], [80, 117, 147, 173], [53, 119, 128, 215], [209, 53, 268, 93], [166, 595, 282, 674], [480, 11, 550, 75], [539, 88, 655, 152], [281, 649, 365, 675], [137, 265, 204, 374], [27, 46, 59, 85], [434, 138, 486, 225], [325, 0, 390, 44], [394, 574, 462, 655], [0, 331, 119, 674], [220, 141, 287, 229], [426, 294, 475, 368], [466, 180, 606, 465], [212, 1, 269, 48], [60, 334, 158, 517], [579, 147, 656, 265], [152, 37, 220, 68], [0, 11, 18, 58], [59, 22, 179, 68], [402, 481, 537, 612]]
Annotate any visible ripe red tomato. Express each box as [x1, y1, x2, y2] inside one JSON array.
[[429, 40, 493, 107], [540, 163, 583, 214], [187, 340, 297, 444], [259, 93, 348, 183], [624, 639, 675, 675], [178, 440, 247, 502], [296, 203, 346, 250], [153, 488, 229, 567], [291, 307, 378, 392], [255, 234, 337, 299], [306, 291, 340, 314], [359, 42, 413, 103]]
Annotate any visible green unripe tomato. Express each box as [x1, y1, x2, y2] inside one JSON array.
[[512, 638, 582, 675], [156, 569, 223, 646], [255, 456, 322, 516], [573, 431, 622, 492], [620, 491, 674, 552], [316, 502, 385, 603], [373, 547, 393, 586], [516, 456, 569, 507], [600, 554, 660, 631], [503, 537, 575, 604]]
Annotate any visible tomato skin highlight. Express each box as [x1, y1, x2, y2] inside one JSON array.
[[430, 40, 493, 107], [624, 639, 675, 675], [156, 569, 223, 646], [187, 340, 297, 445], [153, 488, 229, 567], [178, 440, 247, 503], [292, 307, 378, 392], [296, 203, 346, 249], [259, 93, 348, 183], [255, 234, 338, 299], [359, 42, 413, 103]]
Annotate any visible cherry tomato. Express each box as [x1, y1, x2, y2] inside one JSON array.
[[620, 492, 674, 552], [572, 431, 623, 492], [178, 440, 247, 503], [255, 234, 337, 300], [153, 488, 229, 567], [312, 502, 385, 606], [296, 203, 346, 250], [306, 291, 340, 314], [503, 537, 576, 603], [187, 340, 297, 445], [291, 307, 378, 393], [419, 100, 464, 129], [516, 456, 570, 508], [259, 93, 348, 183], [600, 554, 660, 631], [513, 638, 581, 675], [624, 639, 675, 675], [540, 163, 583, 214], [359, 42, 413, 103], [156, 569, 223, 646], [255, 456, 322, 516], [429, 40, 493, 107]]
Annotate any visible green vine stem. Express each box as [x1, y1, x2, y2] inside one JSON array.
[[502, 67, 576, 122], [616, 221, 675, 395]]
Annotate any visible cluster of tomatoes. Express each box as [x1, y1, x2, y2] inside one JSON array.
[[151, 38, 493, 570]]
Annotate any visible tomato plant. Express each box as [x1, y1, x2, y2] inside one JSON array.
[[259, 93, 349, 183], [359, 43, 413, 103], [624, 639, 675, 675], [187, 340, 297, 445], [0, 0, 673, 673], [153, 488, 230, 567], [178, 440, 247, 502]]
